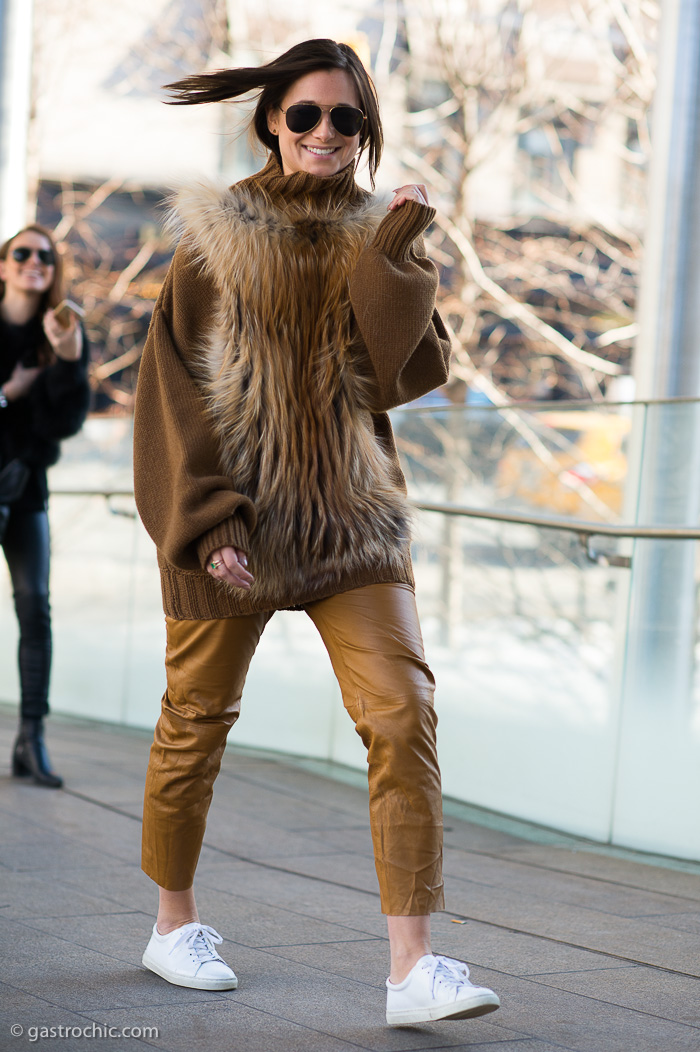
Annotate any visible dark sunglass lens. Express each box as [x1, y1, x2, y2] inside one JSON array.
[[331, 107, 364, 136], [10, 246, 54, 265], [285, 104, 321, 133]]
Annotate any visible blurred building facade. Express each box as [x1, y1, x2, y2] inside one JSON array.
[[27, 0, 648, 232]]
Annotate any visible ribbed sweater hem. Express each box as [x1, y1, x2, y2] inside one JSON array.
[[158, 552, 415, 620]]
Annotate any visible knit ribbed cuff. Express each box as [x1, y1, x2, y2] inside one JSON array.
[[371, 201, 437, 261], [196, 514, 251, 569]]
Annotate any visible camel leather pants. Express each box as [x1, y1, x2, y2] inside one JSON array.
[[142, 582, 445, 916]]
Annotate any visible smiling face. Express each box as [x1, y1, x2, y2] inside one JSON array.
[[268, 69, 362, 178], [0, 230, 55, 299]]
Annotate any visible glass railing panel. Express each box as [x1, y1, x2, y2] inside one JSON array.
[[410, 507, 623, 839], [607, 402, 700, 858], [2, 403, 699, 859], [391, 399, 637, 524], [611, 535, 700, 859]]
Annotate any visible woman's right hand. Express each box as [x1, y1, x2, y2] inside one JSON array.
[[2, 362, 41, 402], [207, 546, 255, 590], [43, 309, 83, 361], [387, 183, 430, 210]]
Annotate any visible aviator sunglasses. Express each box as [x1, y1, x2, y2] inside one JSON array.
[[11, 246, 55, 266], [280, 103, 366, 138]]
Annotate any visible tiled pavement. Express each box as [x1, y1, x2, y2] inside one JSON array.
[[1, 702, 699, 1052]]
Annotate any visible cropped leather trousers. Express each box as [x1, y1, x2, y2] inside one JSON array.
[[142, 582, 445, 916]]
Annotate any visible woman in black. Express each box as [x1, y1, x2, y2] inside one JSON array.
[[0, 224, 90, 787]]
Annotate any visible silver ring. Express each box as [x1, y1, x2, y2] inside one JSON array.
[[210, 560, 222, 569]]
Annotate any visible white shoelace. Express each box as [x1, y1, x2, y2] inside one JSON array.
[[168, 923, 225, 965], [424, 955, 471, 998]]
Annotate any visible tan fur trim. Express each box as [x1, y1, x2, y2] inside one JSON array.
[[169, 182, 412, 607]]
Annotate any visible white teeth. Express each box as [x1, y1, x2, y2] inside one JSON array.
[[305, 147, 337, 155]]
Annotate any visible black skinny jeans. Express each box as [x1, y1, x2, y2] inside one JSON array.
[[2, 509, 51, 720]]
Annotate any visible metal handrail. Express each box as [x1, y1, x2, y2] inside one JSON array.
[[412, 501, 700, 540], [412, 501, 700, 570], [50, 488, 700, 541], [392, 395, 700, 413], [51, 488, 134, 498], [50, 488, 137, 519], [48, 488, 700, 573]]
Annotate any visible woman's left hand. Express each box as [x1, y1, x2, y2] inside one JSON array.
[[387, 184, 429, 211], [43, 309, 83, 362]]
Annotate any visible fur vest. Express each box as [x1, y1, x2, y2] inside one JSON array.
[[168, 166, 413, 609]]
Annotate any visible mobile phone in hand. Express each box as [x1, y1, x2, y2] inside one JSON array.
[[53, 299, 85, 328]]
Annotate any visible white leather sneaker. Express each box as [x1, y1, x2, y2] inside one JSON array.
[[386, 954, 500, 1024], [142, 922, 238, 991]]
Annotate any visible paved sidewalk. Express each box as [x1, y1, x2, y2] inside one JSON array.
[[1, 703, 699, 1052]]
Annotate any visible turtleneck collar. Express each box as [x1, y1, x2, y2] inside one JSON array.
[[235, 153, 368, 209]]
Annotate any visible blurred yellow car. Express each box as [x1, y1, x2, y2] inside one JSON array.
[[496, 410, 631, 517]]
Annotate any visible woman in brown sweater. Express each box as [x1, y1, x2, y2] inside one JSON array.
[[134, 38, 500, 1025]]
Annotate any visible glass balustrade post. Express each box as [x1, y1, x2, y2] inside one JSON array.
[[612, 0, 700, 857], [0, 0, 35, 236]]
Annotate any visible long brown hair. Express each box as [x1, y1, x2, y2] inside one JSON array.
[[0, 224, 65, 364], [164, 39, 383, 188]]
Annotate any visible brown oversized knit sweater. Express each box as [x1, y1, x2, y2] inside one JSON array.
[[133, 155, 451, 619]]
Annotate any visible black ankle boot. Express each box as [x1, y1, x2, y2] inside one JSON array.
[[12, 718, 63, 788]]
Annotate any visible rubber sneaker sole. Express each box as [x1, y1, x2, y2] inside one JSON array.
[[142, 950, 239, 991], [387, 991, 500, 1025]]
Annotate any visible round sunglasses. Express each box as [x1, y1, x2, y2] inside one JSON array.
[[280, 103, 366, 138], [11, 246, 55, 266]]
